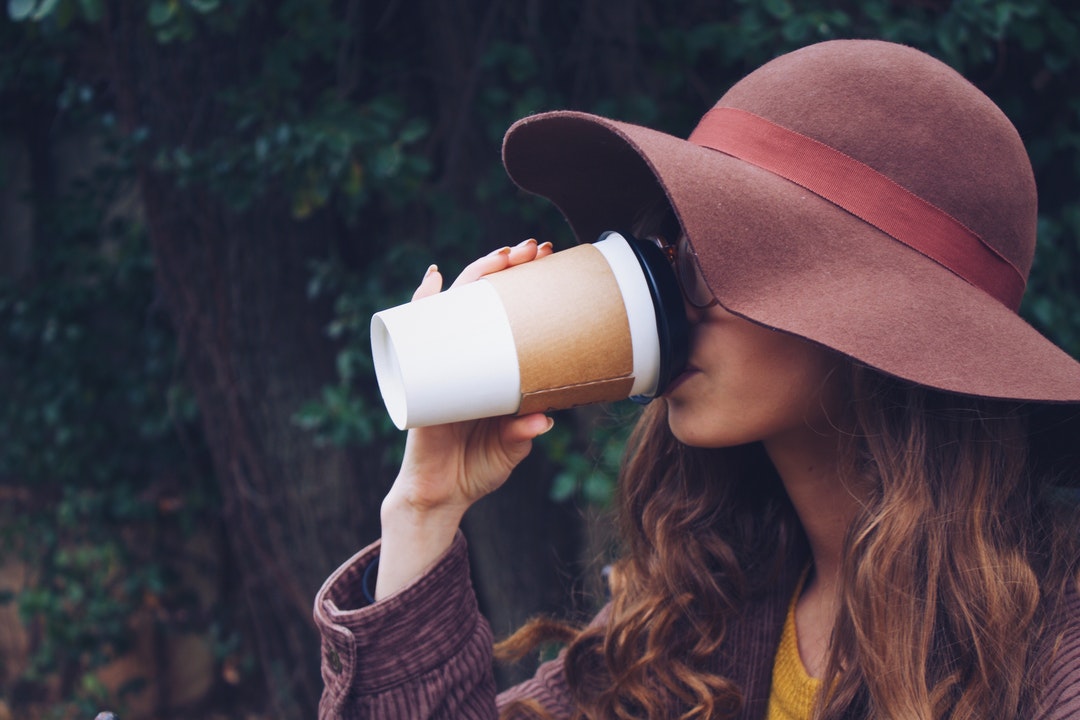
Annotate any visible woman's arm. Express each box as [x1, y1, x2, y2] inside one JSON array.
[[314, 532, 577, 720], [315, 240, 566, 719], [376, 239, 554, 600], [315, 534, 499, 719]]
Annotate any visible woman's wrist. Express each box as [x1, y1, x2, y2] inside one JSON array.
[[374, 491, 468, 601], [380, 490, 466, 542]]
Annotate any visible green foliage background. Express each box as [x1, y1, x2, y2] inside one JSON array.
[[1, 0, 1078, 717]]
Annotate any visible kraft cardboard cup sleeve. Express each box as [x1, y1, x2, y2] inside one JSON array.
[[370, 232, 688, 429]]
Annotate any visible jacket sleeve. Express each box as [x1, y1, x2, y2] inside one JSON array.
[[1034, 587, 1080, 720], [313, 531, 576, 719]]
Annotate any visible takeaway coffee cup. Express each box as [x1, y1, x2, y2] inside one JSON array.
[[370, 232, 688, 429]]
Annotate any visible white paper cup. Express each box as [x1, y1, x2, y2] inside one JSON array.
[[371, 232, 687, 429]]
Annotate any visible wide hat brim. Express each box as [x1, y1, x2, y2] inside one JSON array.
[[502, 42, 1080, 402]]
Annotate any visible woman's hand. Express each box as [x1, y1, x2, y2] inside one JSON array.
[[375, 238, 555, 600]]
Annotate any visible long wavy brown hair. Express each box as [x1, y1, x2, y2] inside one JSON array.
[[497, 363, 1080, 720]]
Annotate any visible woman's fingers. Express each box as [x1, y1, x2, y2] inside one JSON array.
[[464, 414, 553, 489], [412, 264, 443, 301], [451, 246, 511, 288], [506, 238, 543, 266], [451, 238, 549, 289], [413, 238, 552, 296], [501, 412, 555, 446]]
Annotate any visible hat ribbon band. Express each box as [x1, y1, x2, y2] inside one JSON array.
[[688, 107, 1026, 310]]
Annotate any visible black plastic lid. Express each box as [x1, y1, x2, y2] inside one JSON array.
[[597, 231, 689, 402]]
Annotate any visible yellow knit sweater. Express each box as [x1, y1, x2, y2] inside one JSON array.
[[765, 582, 822, 720]]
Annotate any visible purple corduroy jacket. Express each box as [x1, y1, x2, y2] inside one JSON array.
[[314, 532, 1080, 719]]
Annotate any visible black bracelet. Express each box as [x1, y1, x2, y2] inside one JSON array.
[[361, 556, 380, 605]]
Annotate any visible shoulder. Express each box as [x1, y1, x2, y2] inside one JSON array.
[[1036, 581, 1080, 719]]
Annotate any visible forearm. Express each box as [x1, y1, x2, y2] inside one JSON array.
[[375, 489, 467, 600], [314, 534, 498, 720]]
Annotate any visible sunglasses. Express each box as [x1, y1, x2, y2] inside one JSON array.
[[646, 234, 718, 309]]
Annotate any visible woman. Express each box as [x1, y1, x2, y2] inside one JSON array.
[[314, 40, 1080, 719]]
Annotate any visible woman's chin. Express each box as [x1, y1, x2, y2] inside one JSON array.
[[666, 403, 756, 449], [666, 405, 715, 448]]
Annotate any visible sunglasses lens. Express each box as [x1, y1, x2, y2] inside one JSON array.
[[646, 234, 715, 308], [677, 237, 715, 308]]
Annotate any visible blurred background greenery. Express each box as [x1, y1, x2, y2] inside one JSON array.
[[0, 1, 1077, 717]]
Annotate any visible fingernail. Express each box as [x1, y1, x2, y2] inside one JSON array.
[[516, 238, 537, 248], [424, 264, 438, 278], [489, 246, 511, 256], [537, 241, 553, 252], [540, 417, 555, 435]]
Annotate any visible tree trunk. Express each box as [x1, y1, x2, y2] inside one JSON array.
[[417, 0, 592, 685], [100, 1, 601, 711], [138, 175, 386, 714]]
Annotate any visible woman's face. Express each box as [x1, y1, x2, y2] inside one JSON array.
[[664, 301, 848, 450]]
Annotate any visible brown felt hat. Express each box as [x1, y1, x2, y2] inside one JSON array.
[[501, 39, 1080, 402]]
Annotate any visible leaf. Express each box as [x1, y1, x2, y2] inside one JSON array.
[[30, 0, 59, 19], [582, 473, 614, 507], [8, 0, 38, 21], [147, 0, 174, 27], [187, 0, 219, 14], [78, 0, 102, 22], [343, 160, 363, 196], [292, 400, 328, 431], [550, 472, 577, 502], [7, 0, 49, 20], [763, 0, 792, 20], [398, 118, 428, 145], [7, 0, 57, 21]]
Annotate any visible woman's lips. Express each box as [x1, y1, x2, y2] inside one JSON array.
[[663, 366, 700, 396]]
